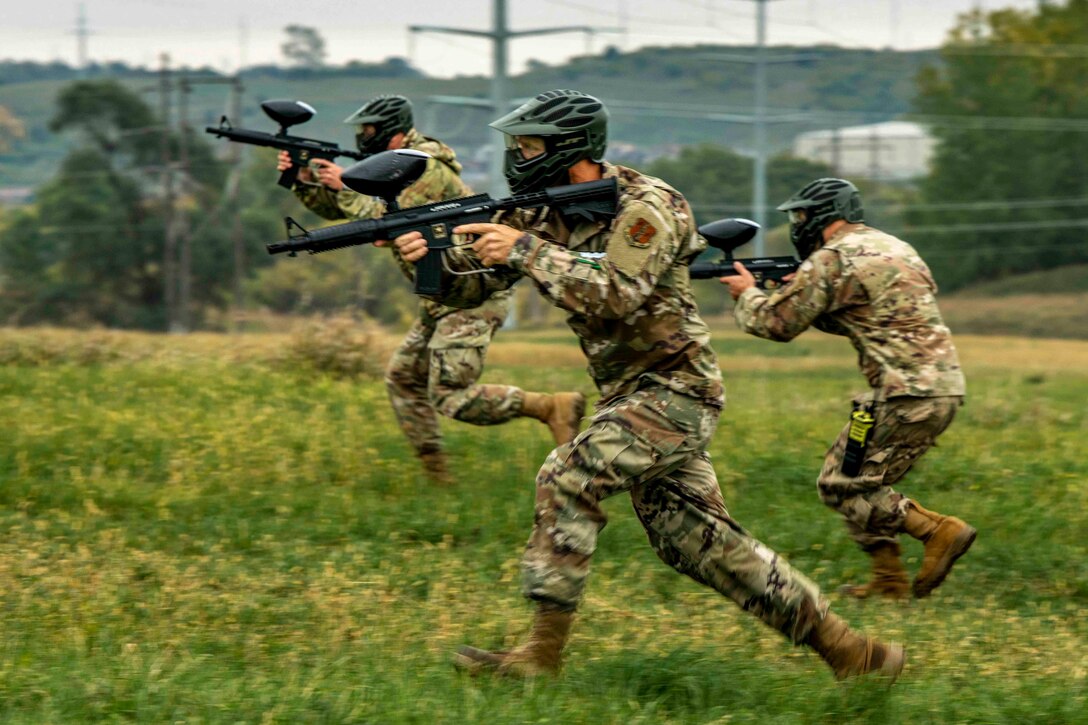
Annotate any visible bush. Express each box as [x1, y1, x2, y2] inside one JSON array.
[[281, 313, 389, 380]]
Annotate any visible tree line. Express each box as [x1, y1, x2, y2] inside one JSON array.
[[1, 1, 1085, 329]]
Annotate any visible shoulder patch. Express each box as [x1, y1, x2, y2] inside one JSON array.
[[625, 218, 657, 248]]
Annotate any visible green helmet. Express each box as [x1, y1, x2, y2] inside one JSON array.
[[776, 178, 864, 258], [489, 89, 608, 194], [343, 95, 413, 156]]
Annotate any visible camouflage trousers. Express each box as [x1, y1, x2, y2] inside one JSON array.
[[818, 395, 962, 550], [522, 385, 827, 644], [385, 290, 522, 457]]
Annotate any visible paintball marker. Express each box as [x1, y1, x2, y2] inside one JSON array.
[[267, 149, 619, 296], [205, 99, 367, 189], [691, 218, 800, 290]]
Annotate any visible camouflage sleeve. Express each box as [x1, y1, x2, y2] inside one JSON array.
[[335, 189, 385, 220], [292, 183, 349, 221], [733, 248, 845, 341], [396, 158, 468, 209], [813, 313, 851, 337], [505, 199, 682, 318]]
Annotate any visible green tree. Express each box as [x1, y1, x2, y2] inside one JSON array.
[[281, 25, 327, 70], [645, 144, 835, 230], [910, 0, 1088, 289], [49, 79, 158, 162], [0, 80, 239, 328]]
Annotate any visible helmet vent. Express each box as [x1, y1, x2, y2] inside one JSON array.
[[543, 107, 574, 122]]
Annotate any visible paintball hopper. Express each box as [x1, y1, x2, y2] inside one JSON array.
[[260, 99, 317, 131], [691, 218, 800, 289], [341, 149, 431, 211], [700, 218, 759, 252]]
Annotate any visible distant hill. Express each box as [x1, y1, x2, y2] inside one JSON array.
[[0, 44, 940, 190], [939, 265, 1088, 339]]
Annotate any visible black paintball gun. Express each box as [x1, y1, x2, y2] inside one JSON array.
[[691, 218, 800, 290], [205, 99, 367, 189], [267, 149, 619, 296]]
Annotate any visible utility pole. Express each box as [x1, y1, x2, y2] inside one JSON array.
[[179, 74, 246, 329], [411, 0, 610, 195], [753, 0, 769, 255], [73, 3, 91, 73], [704, 0, 802, 255], [159, 53, 179, 332], [411, 0, 616, 330], [228, 78, 245, 318], [176, 78, 193, 333]]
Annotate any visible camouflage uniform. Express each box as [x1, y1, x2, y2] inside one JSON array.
[[733, 223, 966, 549], [292, 129, 520, 459], [435, 163, 828, 643]]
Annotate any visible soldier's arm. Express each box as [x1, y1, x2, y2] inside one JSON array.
[[506, 198, 683, 319], [291, 183, 351, 221], [732, 248, 846, 341]]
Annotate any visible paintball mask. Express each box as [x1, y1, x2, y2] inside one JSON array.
[[490, 89, 608, 194], [343, 95, 413, 156], [776, 178, 864, 258]]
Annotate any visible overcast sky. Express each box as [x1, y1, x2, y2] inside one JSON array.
[[3, 0, 1044, 76]]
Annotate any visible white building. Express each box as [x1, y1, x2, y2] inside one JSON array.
[[792, 121, 935, 180]]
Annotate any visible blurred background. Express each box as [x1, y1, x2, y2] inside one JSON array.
[[0, 0, 1084, 335]]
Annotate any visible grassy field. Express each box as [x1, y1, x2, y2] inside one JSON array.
[[0, 325, 1085, 723], [937, 265, 1088, 340]]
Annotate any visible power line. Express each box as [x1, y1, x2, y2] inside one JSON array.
[[901, 217, 1088, 234]]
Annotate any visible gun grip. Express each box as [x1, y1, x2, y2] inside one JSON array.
[[277, 165, 299, 189], [414, 250, 443, 296]]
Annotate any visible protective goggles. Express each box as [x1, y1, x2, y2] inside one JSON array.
[[504, 135, 548, 162]]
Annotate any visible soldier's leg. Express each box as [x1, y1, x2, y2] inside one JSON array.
[[456, 387, 698, 676], [384, 314, 447, 482], [429, 301, 585, 445], [631, 453, 826, 642], [457, 388, 901, 679], [630, 447, 901, 678], [818, 396, 973, 597]]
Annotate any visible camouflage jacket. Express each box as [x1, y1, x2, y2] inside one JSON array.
[[290, 128, 509, 318], [430, 163, 724, 408], [733, 224, 965, 400]]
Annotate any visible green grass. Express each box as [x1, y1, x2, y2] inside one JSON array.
[[0, 327, 1086, 723]]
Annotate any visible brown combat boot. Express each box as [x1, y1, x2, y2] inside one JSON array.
[[454, 602, 574, 677], [806, 611, 905, 681], [521, 392, 587, 446], [839, 542, 910, 600], [902, 501, 977, 598], [419, 450, 454, 486]]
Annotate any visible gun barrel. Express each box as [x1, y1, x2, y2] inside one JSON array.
[[205, 126, 366, 161], [268, 217, 384, 256], [689, 261, 730, 280]]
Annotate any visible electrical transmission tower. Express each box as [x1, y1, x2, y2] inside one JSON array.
[[410, 0, 616, 195]]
